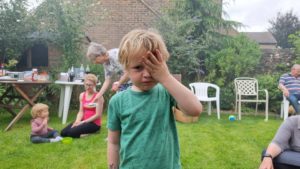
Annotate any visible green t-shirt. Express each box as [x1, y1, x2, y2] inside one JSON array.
[[107, 84, 181, 169]]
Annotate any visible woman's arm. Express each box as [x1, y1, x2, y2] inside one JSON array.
[[118, 71, 129, 85], [112, 71, 129, 92], [94, 78, 111, 101], [72, 93, 84, 127], [107, 129, 120, 169]]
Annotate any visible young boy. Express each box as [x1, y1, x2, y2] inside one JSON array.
[[107, 29, 203, 169]]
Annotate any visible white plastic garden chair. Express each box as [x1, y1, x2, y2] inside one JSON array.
[[234, 77, 269, 121], [280, 96, 289, 120], [189, 82, 220, 119]]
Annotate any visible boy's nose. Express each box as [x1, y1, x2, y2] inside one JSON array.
[[143, 69, 151, 77]]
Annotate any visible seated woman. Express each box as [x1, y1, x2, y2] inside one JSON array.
[[61, 74, 103, 138], [259, 115, 300, 169]]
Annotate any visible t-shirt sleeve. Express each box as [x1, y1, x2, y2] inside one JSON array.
[[271, 117, 294, 151], [107, 96, 121, 131], [160, 84, 176, 108], [104, 66, 111, 79]]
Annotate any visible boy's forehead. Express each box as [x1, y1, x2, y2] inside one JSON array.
[[130, 50, 148, 60]]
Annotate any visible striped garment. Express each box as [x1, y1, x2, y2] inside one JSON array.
[[279, 73, 300, 94]]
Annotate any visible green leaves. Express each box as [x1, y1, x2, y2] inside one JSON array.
[[33, 0, 102, 70], [269, 10, 300, 48], [157, 0, 240, 83], [0, 0, 35, 61]]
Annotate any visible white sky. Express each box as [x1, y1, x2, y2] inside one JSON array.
[[26, 0, 43, 10], [223, 0, 300, 32]]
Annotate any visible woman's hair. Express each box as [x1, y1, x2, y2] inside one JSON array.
[[86, 42, 107, 61], [31, 103, 48, 118], [84, 73, 98, 85], [118, 29, 170, 69]]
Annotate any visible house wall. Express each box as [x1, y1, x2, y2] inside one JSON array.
[[85, 0, 169, 49], [260, 44, 277, 49]]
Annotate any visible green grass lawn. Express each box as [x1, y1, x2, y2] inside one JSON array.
[[0, 109, 282, 169]]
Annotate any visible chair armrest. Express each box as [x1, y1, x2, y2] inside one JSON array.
[[258, 89, 269, 99]]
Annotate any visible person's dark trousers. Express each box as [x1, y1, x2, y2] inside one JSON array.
[[287, 93, 300, 113], [261, 149, 300, 169], [30, 130, 60, 143], [61, 122, 100, 138]]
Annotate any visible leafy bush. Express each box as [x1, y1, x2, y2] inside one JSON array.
[[256, 73, 282, 113], [203, 35, 261, 109]]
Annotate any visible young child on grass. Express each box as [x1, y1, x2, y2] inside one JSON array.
[[61, 74, 104, 138], [107, 29, 203, 169], [30, 103, 62, 143]]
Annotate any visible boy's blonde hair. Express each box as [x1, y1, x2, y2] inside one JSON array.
[[86, 42, 107, 62], [31, 103, 49, 118], [118, 29, 170, 69], [84, 73, 98, 84]]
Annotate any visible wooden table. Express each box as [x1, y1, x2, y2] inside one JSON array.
[[0, 80, 51, 131]]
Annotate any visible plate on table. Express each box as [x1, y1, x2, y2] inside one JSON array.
[[0, 76, 18, 81]]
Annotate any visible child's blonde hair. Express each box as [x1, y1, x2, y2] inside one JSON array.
[[86, 42, 107, 62], [84, 73, 98, 85], [118, 29, 170, 69], [31, 103, 49, 118]]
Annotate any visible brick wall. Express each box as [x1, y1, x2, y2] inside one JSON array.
[[85, 0, 169, 49]]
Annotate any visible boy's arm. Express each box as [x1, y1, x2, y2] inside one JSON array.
[[107, 129, 120, 169], [143, 50, 202, 116], [162, 75, 202, 116]]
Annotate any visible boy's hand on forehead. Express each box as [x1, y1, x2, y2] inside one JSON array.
[[142, 49, 171, 82]]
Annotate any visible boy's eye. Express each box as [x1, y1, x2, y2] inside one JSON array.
[[133, 65, 143, 71]]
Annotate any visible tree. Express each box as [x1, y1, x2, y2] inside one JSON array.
[[269, 10, 300, 48], [33, 0, 102, 70], [289, 31, 300, 60], [157, 0, 262, 109], [156, 0, 240, 83], [205, 34, 261, 109], [0, 0, 37, 64]]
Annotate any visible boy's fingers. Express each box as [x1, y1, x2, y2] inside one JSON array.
[[148, 51, 160, 64], [142, 56, 155, 68], [155, 49, 163, 62]]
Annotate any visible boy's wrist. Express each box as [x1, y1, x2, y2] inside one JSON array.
[[159, 73, 175, 86]]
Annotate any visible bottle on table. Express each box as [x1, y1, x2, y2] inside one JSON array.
[[85, 65, 90, 74], [79, 64, 85, 79], [69, 66, 75, 82], [32, 68, 38, 81]]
